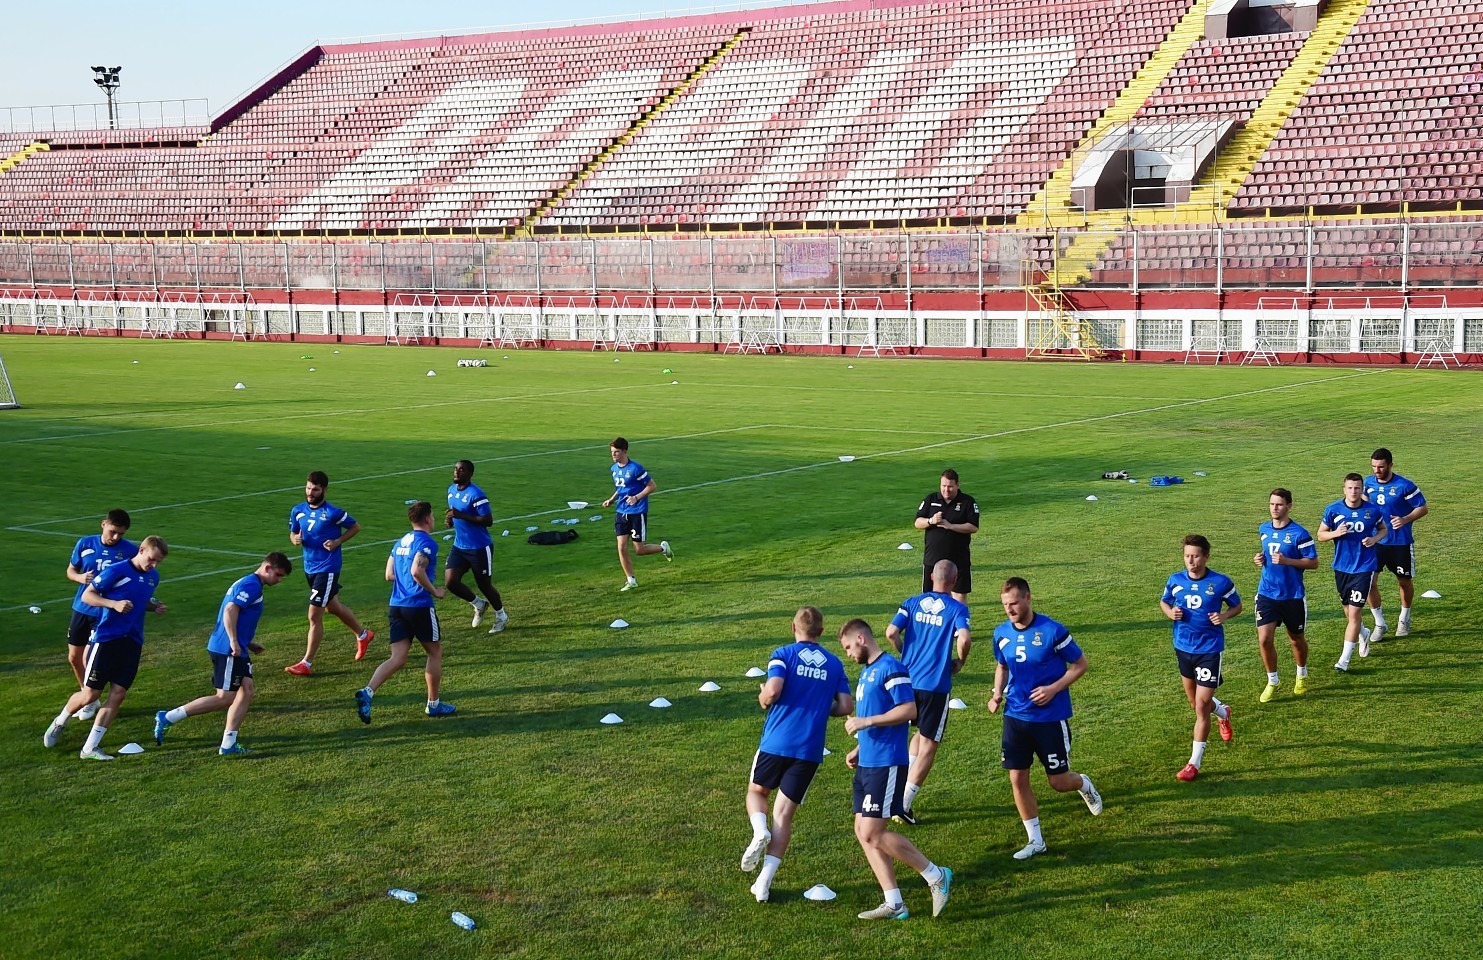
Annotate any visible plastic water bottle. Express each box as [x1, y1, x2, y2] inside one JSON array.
[[450, 911, 477, 930], [388, 889, 418, 903]]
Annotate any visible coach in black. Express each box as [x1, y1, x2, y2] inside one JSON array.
[[914, 469, 979, 603]]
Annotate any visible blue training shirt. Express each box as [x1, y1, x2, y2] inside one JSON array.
[[992, 613, 1082, 723], [289, 500, 357, 575], [447, 481, 494, 550], [1322, 498, 1387, 573], [1162, 569, 1241, 655], [889, 591, 970, 693], [853, 652, 914, 768], [69, 535, 138, 616], [88, 559, 159, 646], [389, 530, 439, 608], [207, 573, 266, 657], [610, 459, 651, 515], [1364, 473, 1426, 548], [1257, 520, 1318, 600], [758, 641, 850, 763]]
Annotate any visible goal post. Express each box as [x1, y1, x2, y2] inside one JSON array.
[[0, 353, 20, 409]]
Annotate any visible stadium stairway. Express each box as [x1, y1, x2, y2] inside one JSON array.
[[1016, 0, 1210, 232], [0, 142, 49, 175], [520, 29, 749, 235], [1179, 0, 1373, 219]]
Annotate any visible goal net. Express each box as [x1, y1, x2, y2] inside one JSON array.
[[0, 353, 19, 409]]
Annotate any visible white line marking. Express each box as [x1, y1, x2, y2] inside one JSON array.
[[4, 525, 265, 557]]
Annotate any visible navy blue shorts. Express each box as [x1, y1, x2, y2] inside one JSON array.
[[852, 764, 908, 819], [1335, 570, 1377, 607], [749, 750, 821, 805], [83, 640, 141, 690], [1255, 595, 1307, 634], [305, 570, 343, 608], [1001, 714, 1072, 773], [67, 610, 100, 647], [1375, 544, 1414, 580], [1176, 649, 1223, 689], [912, 689, 951, 742], [614, 512, 648, 541], [446, 544, 493, 577], [210, 652, 253, 692], [388, 605, 440, 645]]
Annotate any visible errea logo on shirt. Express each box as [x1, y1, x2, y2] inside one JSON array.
[[915, 595, 947, 627], [795, 646, 831, 681]]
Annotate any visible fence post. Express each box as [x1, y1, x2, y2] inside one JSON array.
[[1400, 221, 1410, 292]]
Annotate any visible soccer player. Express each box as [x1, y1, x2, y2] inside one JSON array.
[[838, 619, 953, 921], [285, 470, 373, 675], [153, 552, 292, 756], [987, 577, 1102, 860], [1364, 448, 1428, 640], [600, 437, 671, 591], [355, 501, 453, 722], [741, 606, 853, 903], [444, 459, 509, 634], [1252, 488, 1319, 701], [1159, 535, 1242, 782], [43, 536, 169, 760], [884, 558, 972, 824], [913, 469, 979, 603], [63, 508, 137, 718], [1318, 473, 1389, 673]]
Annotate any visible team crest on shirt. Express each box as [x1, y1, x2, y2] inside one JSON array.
[[1032, 632, 1043, 646], [1284, 534, 1293, 543], [1204, 584, 1215, 596]]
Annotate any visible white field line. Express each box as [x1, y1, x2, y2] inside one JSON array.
[[3, 369, 1381, 613], [6, 525, 265, 558]]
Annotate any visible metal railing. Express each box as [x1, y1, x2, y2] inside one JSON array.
[[0, 100, 211, 134]]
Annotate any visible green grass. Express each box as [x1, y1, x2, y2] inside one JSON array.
[[1, 336, 1479, 960]]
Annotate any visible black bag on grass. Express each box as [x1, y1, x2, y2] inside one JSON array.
[[528, 529, 578, 545]]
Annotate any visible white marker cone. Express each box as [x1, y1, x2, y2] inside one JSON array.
[[610, 619, 629, 629], [600, 713, 623, 725], [233, 382, 245, 390], [804, 884, 837, 901], [1086, 495, 1099, 501], [1422, 590, 1442, 599], [649, 698, 672, 708], [898, 542, 913, 550], [745, 667, 765, 678], [948, 698, 967, 710], [117, 742, 145, 755], [426, 370, 437, 377], [698, 681, 721, 692]]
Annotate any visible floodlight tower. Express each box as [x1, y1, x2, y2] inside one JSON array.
[[91, 65, 122, 129]]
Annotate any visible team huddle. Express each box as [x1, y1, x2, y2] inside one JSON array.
[[740, 451, 1426, 919]]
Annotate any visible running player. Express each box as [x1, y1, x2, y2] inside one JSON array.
[[601, 437, 671, 592], [285, 470, 373, 675], [153, 552, 292, 756], [1160, 535, 1242, 782], [1318, 473, 1389, 672], [884, 558, 971, 825], [44, 536, 169, 760], [987, 577, 1102, 860], [355, 501, 453, 722], [63, 508, 137, 719], [741, 606, 853, 903], [1364, 448, 1428, 641], [1252, 488, 1319, 701], [838, 619, 953, 921], [445, 459, 509, 634]]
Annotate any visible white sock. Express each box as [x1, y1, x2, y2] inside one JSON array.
[[749, 811, 769, 836], [166, 707, 188, 724], [920, 862, 943, 885], [427, 699, 440, 709], [884, 887, 904, 908], [361, 686, 374, 699], [1023, 817, 1043, 845], [1080, 774, 1094, 794], [1190, 741, 1207, 768], [302, 660, 313, 669], [82, 723, 107, 754], [626, 576, 637, 585], [1370, 606, 1386, 628], [1340, 640, 1356, 665], [904, 781, 922, 810], [221, 730, 238, 750], [358, 629, 371, 641], [1212, 698, 1229, 720], [1399, 605, 1410, 624], [757, 854, 781, 887], [1267, 671, 1280, 685], [1297, 665, 1309, 678], [53, 708, 74, 729]]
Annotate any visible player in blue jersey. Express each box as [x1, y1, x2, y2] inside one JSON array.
[[63, 508, 137, 719], [839, 619, 953, 921], [741, 606, 853, 903], [1364, 448, 1428, 641], [286, 470, 374, 676], [884, 559, 972, 825], [987, 577, 1102, 860], [153, 552, 292, 756], [1318, 473, 1389, 672], [1160, 535, 1242, 782], [601, 437, 671, 592], [1251, 488, 1319, 702], [355, 501, 453, 723], [444, 459, 509, 634], [44, 536, 169, 760]]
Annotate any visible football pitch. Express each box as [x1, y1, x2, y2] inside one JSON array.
[[1, 336, 1479, 960]]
